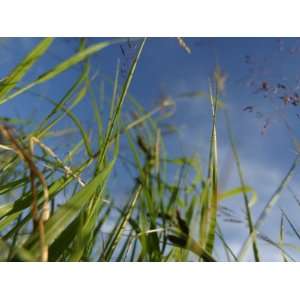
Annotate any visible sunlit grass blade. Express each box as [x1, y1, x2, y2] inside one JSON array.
[[0, 38, 127, 105], [204, 84, 219, 255], [237, 156, 299, 261], [26, 158, 116, 257], [219, 185, 257, 207], [0, 38, 53, 103]]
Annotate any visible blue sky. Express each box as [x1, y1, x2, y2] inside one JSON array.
[[2, 37, 300, 260]]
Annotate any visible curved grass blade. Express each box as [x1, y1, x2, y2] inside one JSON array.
[[219, 185, 257, 207], [0, 38, 127, 105], [34, 61, 90, 138], [0, 38, 53, 103]]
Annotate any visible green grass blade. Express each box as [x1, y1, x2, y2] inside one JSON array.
[[95, 38, 147, 167], [204, 85, 219, 255], [219, 185, 257, 207], [100, 185, 142, 261], [0, 38, 126, 105], [26, 158, 116, 256], [0, 38, 53, 103], [34, 61, 90, 138], [237, 156, 299, 261], [224, 109, 260, 261]]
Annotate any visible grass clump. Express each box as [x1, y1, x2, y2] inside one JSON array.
[[0, 37, 299, 262]]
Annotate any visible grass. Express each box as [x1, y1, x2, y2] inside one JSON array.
[[0, 37, 299, 261]]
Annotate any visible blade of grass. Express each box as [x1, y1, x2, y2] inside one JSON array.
[[0, 38, 128, 105], [26, 158, 116, 256], [99, 185, 142, 261], [237, 156, 299, 261], [204, 83, 219, 255], [0, 38, 53, 102], [224, 109, 260, 261], [219, 185, 257, 207]]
